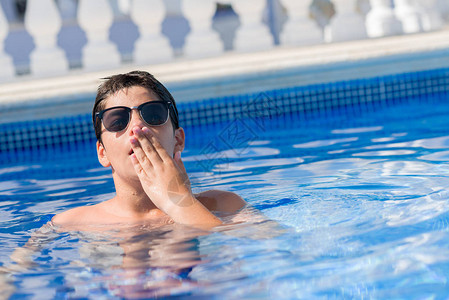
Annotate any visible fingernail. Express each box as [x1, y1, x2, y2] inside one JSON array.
[[142, 127, 150, 134], [130, 137, 137, 144]]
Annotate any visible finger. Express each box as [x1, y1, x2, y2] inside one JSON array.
[[134, 127, 163, 163], [142, 127, 172, 162], [130, 152, 148, 178], [130, 137, 153, 171]]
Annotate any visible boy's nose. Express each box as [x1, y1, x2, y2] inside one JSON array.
[[128, 110, 145, 135]]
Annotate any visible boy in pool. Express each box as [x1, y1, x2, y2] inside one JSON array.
[[52, 70, 246, 230]]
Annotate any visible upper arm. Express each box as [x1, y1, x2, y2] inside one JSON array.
[[197, 190, 246, 213]]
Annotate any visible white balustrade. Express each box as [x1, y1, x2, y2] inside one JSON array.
[[117, 0, 131, 15], [165, 0, 183, 15], [280, 0, 323, 46], [24, 0, 68, 76], [130, 0, 173, 65], [56, 0, 78, 20], [325, 0, 367, 42], [0, 4, 14, 81], [436, 0, 449, 21], [394, 0, 422, 33], [415, 0, 444, 32], [365, 0, 403, 38], [232, 0, 273, 52], [77, 0, 121, 71], [358, 0, 371, 15], [182, 0, 223, 58], [2, 0, 449, 83]]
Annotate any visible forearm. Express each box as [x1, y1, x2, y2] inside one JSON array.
[[164, 195, 222, 230], [8, 222, 55, 270], [9, 247, 36, 269]]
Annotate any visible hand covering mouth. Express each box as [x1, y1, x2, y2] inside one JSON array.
[[128, 149, 134, 155]]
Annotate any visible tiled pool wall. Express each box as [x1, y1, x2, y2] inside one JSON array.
[[1, 67, 449, 164]]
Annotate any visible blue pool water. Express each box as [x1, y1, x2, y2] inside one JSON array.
[[2, 73, 449, 298]]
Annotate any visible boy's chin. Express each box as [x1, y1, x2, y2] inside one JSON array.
[[128, 173, 142, 182], [114, 171, 141, 183]]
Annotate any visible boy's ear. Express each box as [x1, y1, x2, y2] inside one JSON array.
[[96, 140, 111, 167], [174, 127, 185, 154]]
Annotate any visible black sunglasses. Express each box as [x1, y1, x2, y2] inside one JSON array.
[[96, 100, 174, 132]]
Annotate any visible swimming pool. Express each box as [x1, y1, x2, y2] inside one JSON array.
[[1, 68, 449, 298]]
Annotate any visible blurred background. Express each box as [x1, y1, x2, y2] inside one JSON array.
[[0, 0, 448, 80]]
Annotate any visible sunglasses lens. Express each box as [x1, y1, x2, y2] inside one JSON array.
[[102, 108, 130, 132], [140, 102, 169, 126]]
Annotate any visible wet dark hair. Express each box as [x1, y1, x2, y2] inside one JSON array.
[[92, 70, 180, 142]]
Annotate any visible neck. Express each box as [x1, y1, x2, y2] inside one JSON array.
[[111, 176, 163, 219]]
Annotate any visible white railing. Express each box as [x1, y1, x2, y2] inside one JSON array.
[[0, 0, 448, 82]]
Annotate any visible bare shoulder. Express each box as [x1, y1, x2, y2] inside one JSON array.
[[51, 205, 98, 226], [196, 190, 246, 213]]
